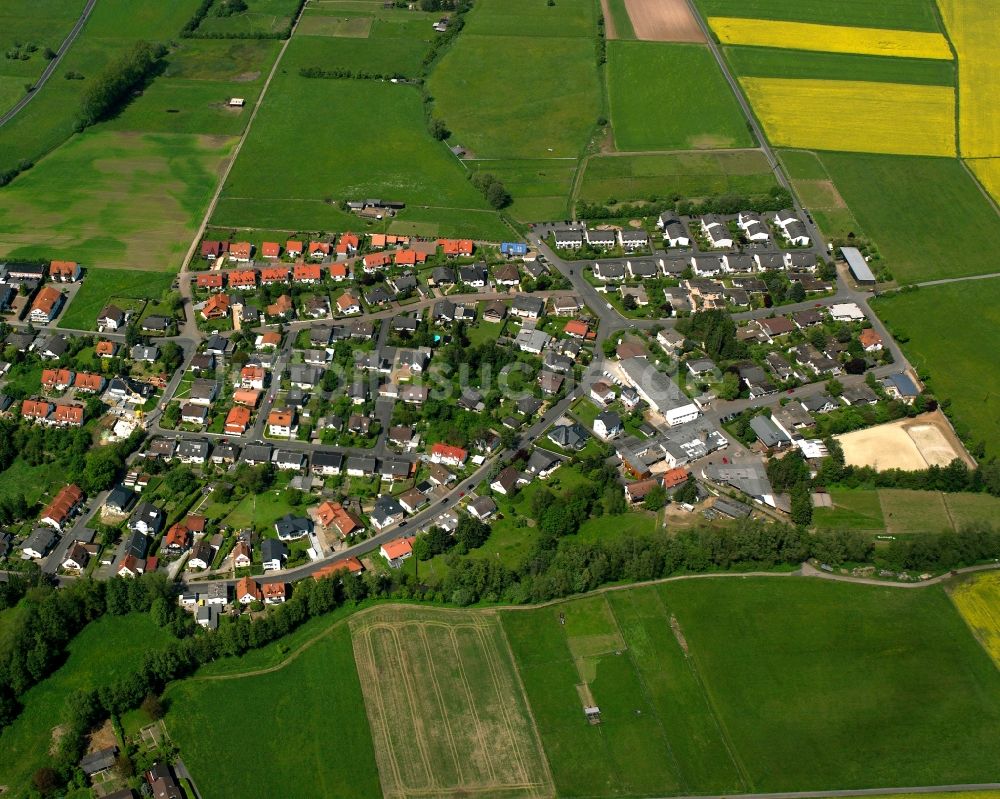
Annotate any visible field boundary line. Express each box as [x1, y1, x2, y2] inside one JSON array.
[[179, 0, 311, 274], [180, 566, 1000, 682], [650, 588, 752, 791]]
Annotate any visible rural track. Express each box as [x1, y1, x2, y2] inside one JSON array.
[[177, 0, 310, 277], [908, 271, 1000, 288], [0, 0, 98, 128]]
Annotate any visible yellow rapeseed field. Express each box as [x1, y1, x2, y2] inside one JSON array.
[[952, 572, 1000, 668], [740, 77, 956, 157], [937, 0, 1000, 159], [968, 158, 1000, 205], [709, 17, 953, 60]]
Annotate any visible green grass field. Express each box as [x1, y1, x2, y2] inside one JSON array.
[[0, 0, 204, 174], [0, 0, 87, 100], [163, 39, 282, 80], [657, 578, 1000, 790], [0, 614, 173, 793], [726, 46, 956, 86], [691, 0, 944, 31], [818, 152, 1000, 283], [463, 158, 577, 222], [607, 42, 753, 151], [429, 33, 600, 160], [214, 62, 502, 233], [166, 623, 381, 799], [812, 488, 886, 531], [815, 487, 1000, 535], [503, 588, 745, 796], [0, 131, 234, 271], [289, 18, 432, 76], [59, 268, 174, 330], [872, 282, 1000, 456], [101, 79, 261, 136], [194, 0, 300, 36], [879, 489, 953, 534], [579, 150, 778, 204], [463, 0, 598, 38]]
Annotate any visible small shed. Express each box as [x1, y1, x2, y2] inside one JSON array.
[[229, 97, 245, 107]]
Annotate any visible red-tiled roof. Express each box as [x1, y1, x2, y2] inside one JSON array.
[[197, 273, 225, 288], [293, 264, 322, 281], [41, 484, 83, 525]]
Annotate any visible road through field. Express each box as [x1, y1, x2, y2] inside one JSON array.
[[178, 0, 309, 279], [0, 0, 98, 127]]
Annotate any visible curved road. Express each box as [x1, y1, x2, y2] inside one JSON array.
[[0, 0, 98, 128]]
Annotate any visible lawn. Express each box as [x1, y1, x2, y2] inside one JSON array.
[[59, 268, 175, 330], [819, 152, 1000, 283], [812, 488, 885, 531], [0, 602, 27, 661], [214, 67, 498, 231], [0, 456, 68, 508], [166, 623, 382, 799], [873, 282, 1000, 457], [607, 42, 753, 151], [658, 577, 1000, 790], [351, 606, 553, 798], [0, 131, 234, 271], [579, 150, 778, 205], [726, 46, 955, 86], [0, 0, 205, 174], [690, 0, 944, 32], [0, 614, 173, 793], [428, 1, 601, 160]]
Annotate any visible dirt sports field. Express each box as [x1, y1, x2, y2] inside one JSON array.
[[351, 606, 554, 799], [623, 0, 704, 42], [836, 410, 974, 472]]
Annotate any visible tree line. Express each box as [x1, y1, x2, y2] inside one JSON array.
[[577, 186, 794, 222], [77, 41, 166, 129], [14, 501, 1000, 794]]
